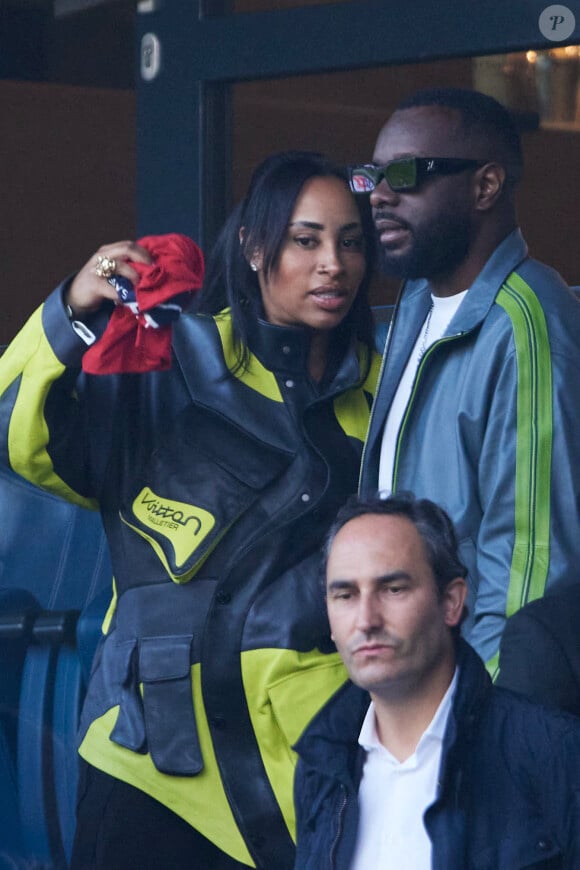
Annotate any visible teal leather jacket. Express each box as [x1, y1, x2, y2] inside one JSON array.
[[360, 230, 580, 670]]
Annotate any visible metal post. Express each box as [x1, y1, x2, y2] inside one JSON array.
[[136, 0, 231, 250]]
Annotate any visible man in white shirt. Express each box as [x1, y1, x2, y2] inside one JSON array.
[[354, 87, 580, 671], [294, 493, 580, 869]]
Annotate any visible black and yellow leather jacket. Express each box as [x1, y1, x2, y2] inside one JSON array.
[[0, 285, 380, 869]]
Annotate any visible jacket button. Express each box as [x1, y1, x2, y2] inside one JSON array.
[[282, 344, 291, 355], [285, 378, 295, 388], [301, 492, 311, 503], [216, 591, 231, 605], [537, 838, 552, 851]]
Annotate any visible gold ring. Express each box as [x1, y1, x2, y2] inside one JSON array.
[[95, 255, 117, 280]]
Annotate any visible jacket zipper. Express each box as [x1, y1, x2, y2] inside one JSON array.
[[391, 333, 463, 490], [358, 306, 398, 492], [329, 785, 347, 869]]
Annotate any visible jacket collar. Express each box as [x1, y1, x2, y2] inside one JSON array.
[[294, 680, 369, 787], [401, 228, 529, 336], [294, 639, 491, 786], [174, 307, 366, 397], [440, 639, 491, 757], [244, 311, 365, 394], [245, 313, 312, 376]]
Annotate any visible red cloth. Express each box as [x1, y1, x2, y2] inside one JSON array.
[[82, 234, 204, 375]]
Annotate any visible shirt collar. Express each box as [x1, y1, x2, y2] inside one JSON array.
[[358, 668, 458, 764]]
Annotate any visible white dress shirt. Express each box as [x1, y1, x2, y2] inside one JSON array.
[[350, 670, 458, 870]]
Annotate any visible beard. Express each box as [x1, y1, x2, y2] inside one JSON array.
[[377, 210, 472, 281]]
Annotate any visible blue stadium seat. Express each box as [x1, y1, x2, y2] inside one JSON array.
[[0, 724, 22, 866], [0, 467, 112, 867], [0, 587, 39, 865], [0, 468, 111, 611]]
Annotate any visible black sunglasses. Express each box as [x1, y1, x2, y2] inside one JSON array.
[[348, 157, 487, 193]]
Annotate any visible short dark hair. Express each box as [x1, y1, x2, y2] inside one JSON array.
[[197, 150, 376, 369], [322, 492, 467, 598], [396, 87, 523, 186]]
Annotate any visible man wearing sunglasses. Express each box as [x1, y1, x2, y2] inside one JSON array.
[[355, 87, 580, 675]]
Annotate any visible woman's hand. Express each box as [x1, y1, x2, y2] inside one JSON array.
[[65, 241, 152, 318]]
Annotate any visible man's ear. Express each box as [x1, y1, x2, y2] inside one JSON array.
[[474, 162, 506, 211], [442, 577, 468, 628]]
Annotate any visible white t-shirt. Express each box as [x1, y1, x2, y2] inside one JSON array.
[[350, 671, 458, 870], [378, 290, 468, 494]]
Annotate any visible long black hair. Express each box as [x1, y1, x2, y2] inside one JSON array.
[[196, 150, 375, 370]]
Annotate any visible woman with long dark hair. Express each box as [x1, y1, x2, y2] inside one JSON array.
[[0, 151, 379, 869]]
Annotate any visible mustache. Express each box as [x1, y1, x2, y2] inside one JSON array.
[[350, 631, 401, 652], [373, 211, 411, 231]]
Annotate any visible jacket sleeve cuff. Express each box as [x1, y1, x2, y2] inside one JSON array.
[[41, 278, 112, 367]]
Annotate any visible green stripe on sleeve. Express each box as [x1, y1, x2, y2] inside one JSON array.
[[496, 273, 552, 615], [486, 651, 500, 681]]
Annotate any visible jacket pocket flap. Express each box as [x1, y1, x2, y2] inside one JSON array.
[[171, 401, 294, 490], [139, 635, 193, 682], [471, 833, 562, 869], [105, 638, 147, 753], [120, 406, 295, 582]]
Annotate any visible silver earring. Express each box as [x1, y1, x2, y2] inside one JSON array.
[[250, 262, 258, 272]]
